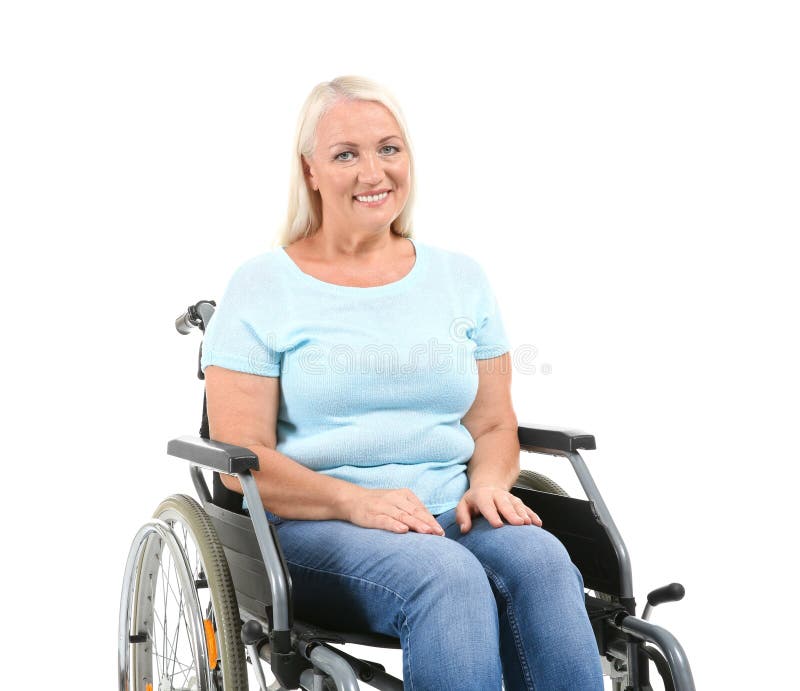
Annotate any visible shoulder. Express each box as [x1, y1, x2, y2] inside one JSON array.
[[230, 247, 284, 280], [417, 240, 488, 282], [223, 247, 291, 293]]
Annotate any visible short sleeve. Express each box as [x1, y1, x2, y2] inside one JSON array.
[[469, 263, 512, 360], [199, 262, 281, 377]]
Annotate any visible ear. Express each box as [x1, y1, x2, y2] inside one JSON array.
[[302, 155, 318, 191]]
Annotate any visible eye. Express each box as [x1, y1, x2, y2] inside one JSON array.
[[380, 145, 400, 155], [335, 151, 355, 162]]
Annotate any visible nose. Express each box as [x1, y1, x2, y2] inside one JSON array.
[[358, 151, 384, 185]]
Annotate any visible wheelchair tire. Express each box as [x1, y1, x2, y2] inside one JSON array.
[[514, 469, 569, 496], [126, 494, 248, 690]]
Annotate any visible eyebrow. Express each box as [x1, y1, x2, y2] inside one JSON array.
[[328, 135, 402, 149]]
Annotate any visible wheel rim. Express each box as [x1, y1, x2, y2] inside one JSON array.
[[128, 520, 214, 691]]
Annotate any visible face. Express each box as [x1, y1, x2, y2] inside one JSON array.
[[304, 100, 410, 236]]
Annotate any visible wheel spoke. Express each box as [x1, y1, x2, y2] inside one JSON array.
[[168, 578, 186, 683], [126, 497, 246, 690]]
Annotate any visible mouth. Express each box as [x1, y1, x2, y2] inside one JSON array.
[[353, 190, 391, 207]]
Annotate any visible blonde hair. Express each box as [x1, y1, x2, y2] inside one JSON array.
[[276, 76, 416, 247]]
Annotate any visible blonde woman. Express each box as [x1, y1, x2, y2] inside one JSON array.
[[201, 76, 603, 690]]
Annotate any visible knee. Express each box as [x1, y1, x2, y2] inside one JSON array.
[[403, 546, 500, 658], [499, 526, 584, 592], [408, 541, 496, 610]]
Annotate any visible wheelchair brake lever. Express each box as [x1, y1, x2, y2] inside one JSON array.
[[642, 582, 685, 620]]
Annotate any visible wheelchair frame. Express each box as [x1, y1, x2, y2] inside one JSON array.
[[119, 300, 696, 691]]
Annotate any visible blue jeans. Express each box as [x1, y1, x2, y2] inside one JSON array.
[[271, 507, 604, 690]]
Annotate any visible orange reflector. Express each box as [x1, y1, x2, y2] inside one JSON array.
[[145, 685, 152, 691], [204, 618, 219, 668]]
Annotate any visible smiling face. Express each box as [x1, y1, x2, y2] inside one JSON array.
[[303, 99, 411, 237]]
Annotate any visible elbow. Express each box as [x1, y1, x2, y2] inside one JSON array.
[[465, 418, 519, 444], [477, 414, 519, 441], [217, 441, 275, 495]]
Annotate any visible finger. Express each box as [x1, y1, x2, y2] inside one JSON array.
[[479, 496, 504, 529], [392, 507, 432, 533], [456, 498, 476, 534], [393, 507, 442, 535], [454, 499, 470, 532], [379, 516, 409, 534], [526, 508, 543, 527], [497, 495, 526, 526], [404, 494, 445, 535], [512, 498, 533, 524]]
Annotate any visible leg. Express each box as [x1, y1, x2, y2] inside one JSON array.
[[273, 517, 504, 691], [435, 508, 604, 691]]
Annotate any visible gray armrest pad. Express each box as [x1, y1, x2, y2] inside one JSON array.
[[167, 435, 260, 474], [518, 424, 596, 453]]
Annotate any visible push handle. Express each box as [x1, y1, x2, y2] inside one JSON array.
[[175, 310, 196, 335], [174, 300, 217, 335], [643, 582, 685, 620]]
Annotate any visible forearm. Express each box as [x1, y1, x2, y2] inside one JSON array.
[[465, 427, 521, 491], [222, 445, 362, 521]]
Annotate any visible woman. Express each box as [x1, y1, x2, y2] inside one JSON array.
[[201, 76, 603, 690]]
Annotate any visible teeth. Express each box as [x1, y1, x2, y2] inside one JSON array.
[[355, 191, 388, 203]]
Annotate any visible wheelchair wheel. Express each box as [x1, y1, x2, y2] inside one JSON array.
[[124, 494, 248, 691], [514, 468, 569, 496]]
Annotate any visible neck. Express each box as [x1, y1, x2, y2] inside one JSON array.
[[308, 227, 400, 261]]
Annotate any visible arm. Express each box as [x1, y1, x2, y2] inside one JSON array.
[[457, 353, 541, 532], [205, 365, 358, 521], [205, 365, 444, 534], [461, 353, 520, 490], [461, 354, 521, 491]]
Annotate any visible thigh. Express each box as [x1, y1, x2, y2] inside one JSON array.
[[437, 507, 581, 585], [272, 517, 491, 637]]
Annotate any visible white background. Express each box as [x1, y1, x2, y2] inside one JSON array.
[[2, 2, 798, 689]]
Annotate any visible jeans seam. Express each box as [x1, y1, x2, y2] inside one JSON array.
[[482, 563, 536, 691], [401, 606, 415, 691]]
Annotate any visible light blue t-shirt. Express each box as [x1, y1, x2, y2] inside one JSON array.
[[200, 237, 511, 516]]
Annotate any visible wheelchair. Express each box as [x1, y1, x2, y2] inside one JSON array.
[[119, 299, 696, 691]]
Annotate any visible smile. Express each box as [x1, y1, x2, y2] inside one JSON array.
[[354, 191, 390, 205]]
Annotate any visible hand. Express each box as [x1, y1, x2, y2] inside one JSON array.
[[455, 486, 543, 534], [347, 487, 446, 536]]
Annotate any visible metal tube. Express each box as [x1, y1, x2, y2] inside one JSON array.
[[190, 465, 213, 504], [246, 643, 270, 691], [626, 639, 641, 688], [306, 645, 361, 691], [238, 472, 292, 631], [617, 615, 696, 691], [565, 451, 634, 600]]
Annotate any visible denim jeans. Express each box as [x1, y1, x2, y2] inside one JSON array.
[[271, 507, 604, 690]]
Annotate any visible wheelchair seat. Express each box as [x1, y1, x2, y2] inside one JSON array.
[[207, 466, 402, 650]]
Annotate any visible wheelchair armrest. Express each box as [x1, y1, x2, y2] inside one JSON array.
[[167, 435, 260, 474], [518, 424, 596, 453]]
